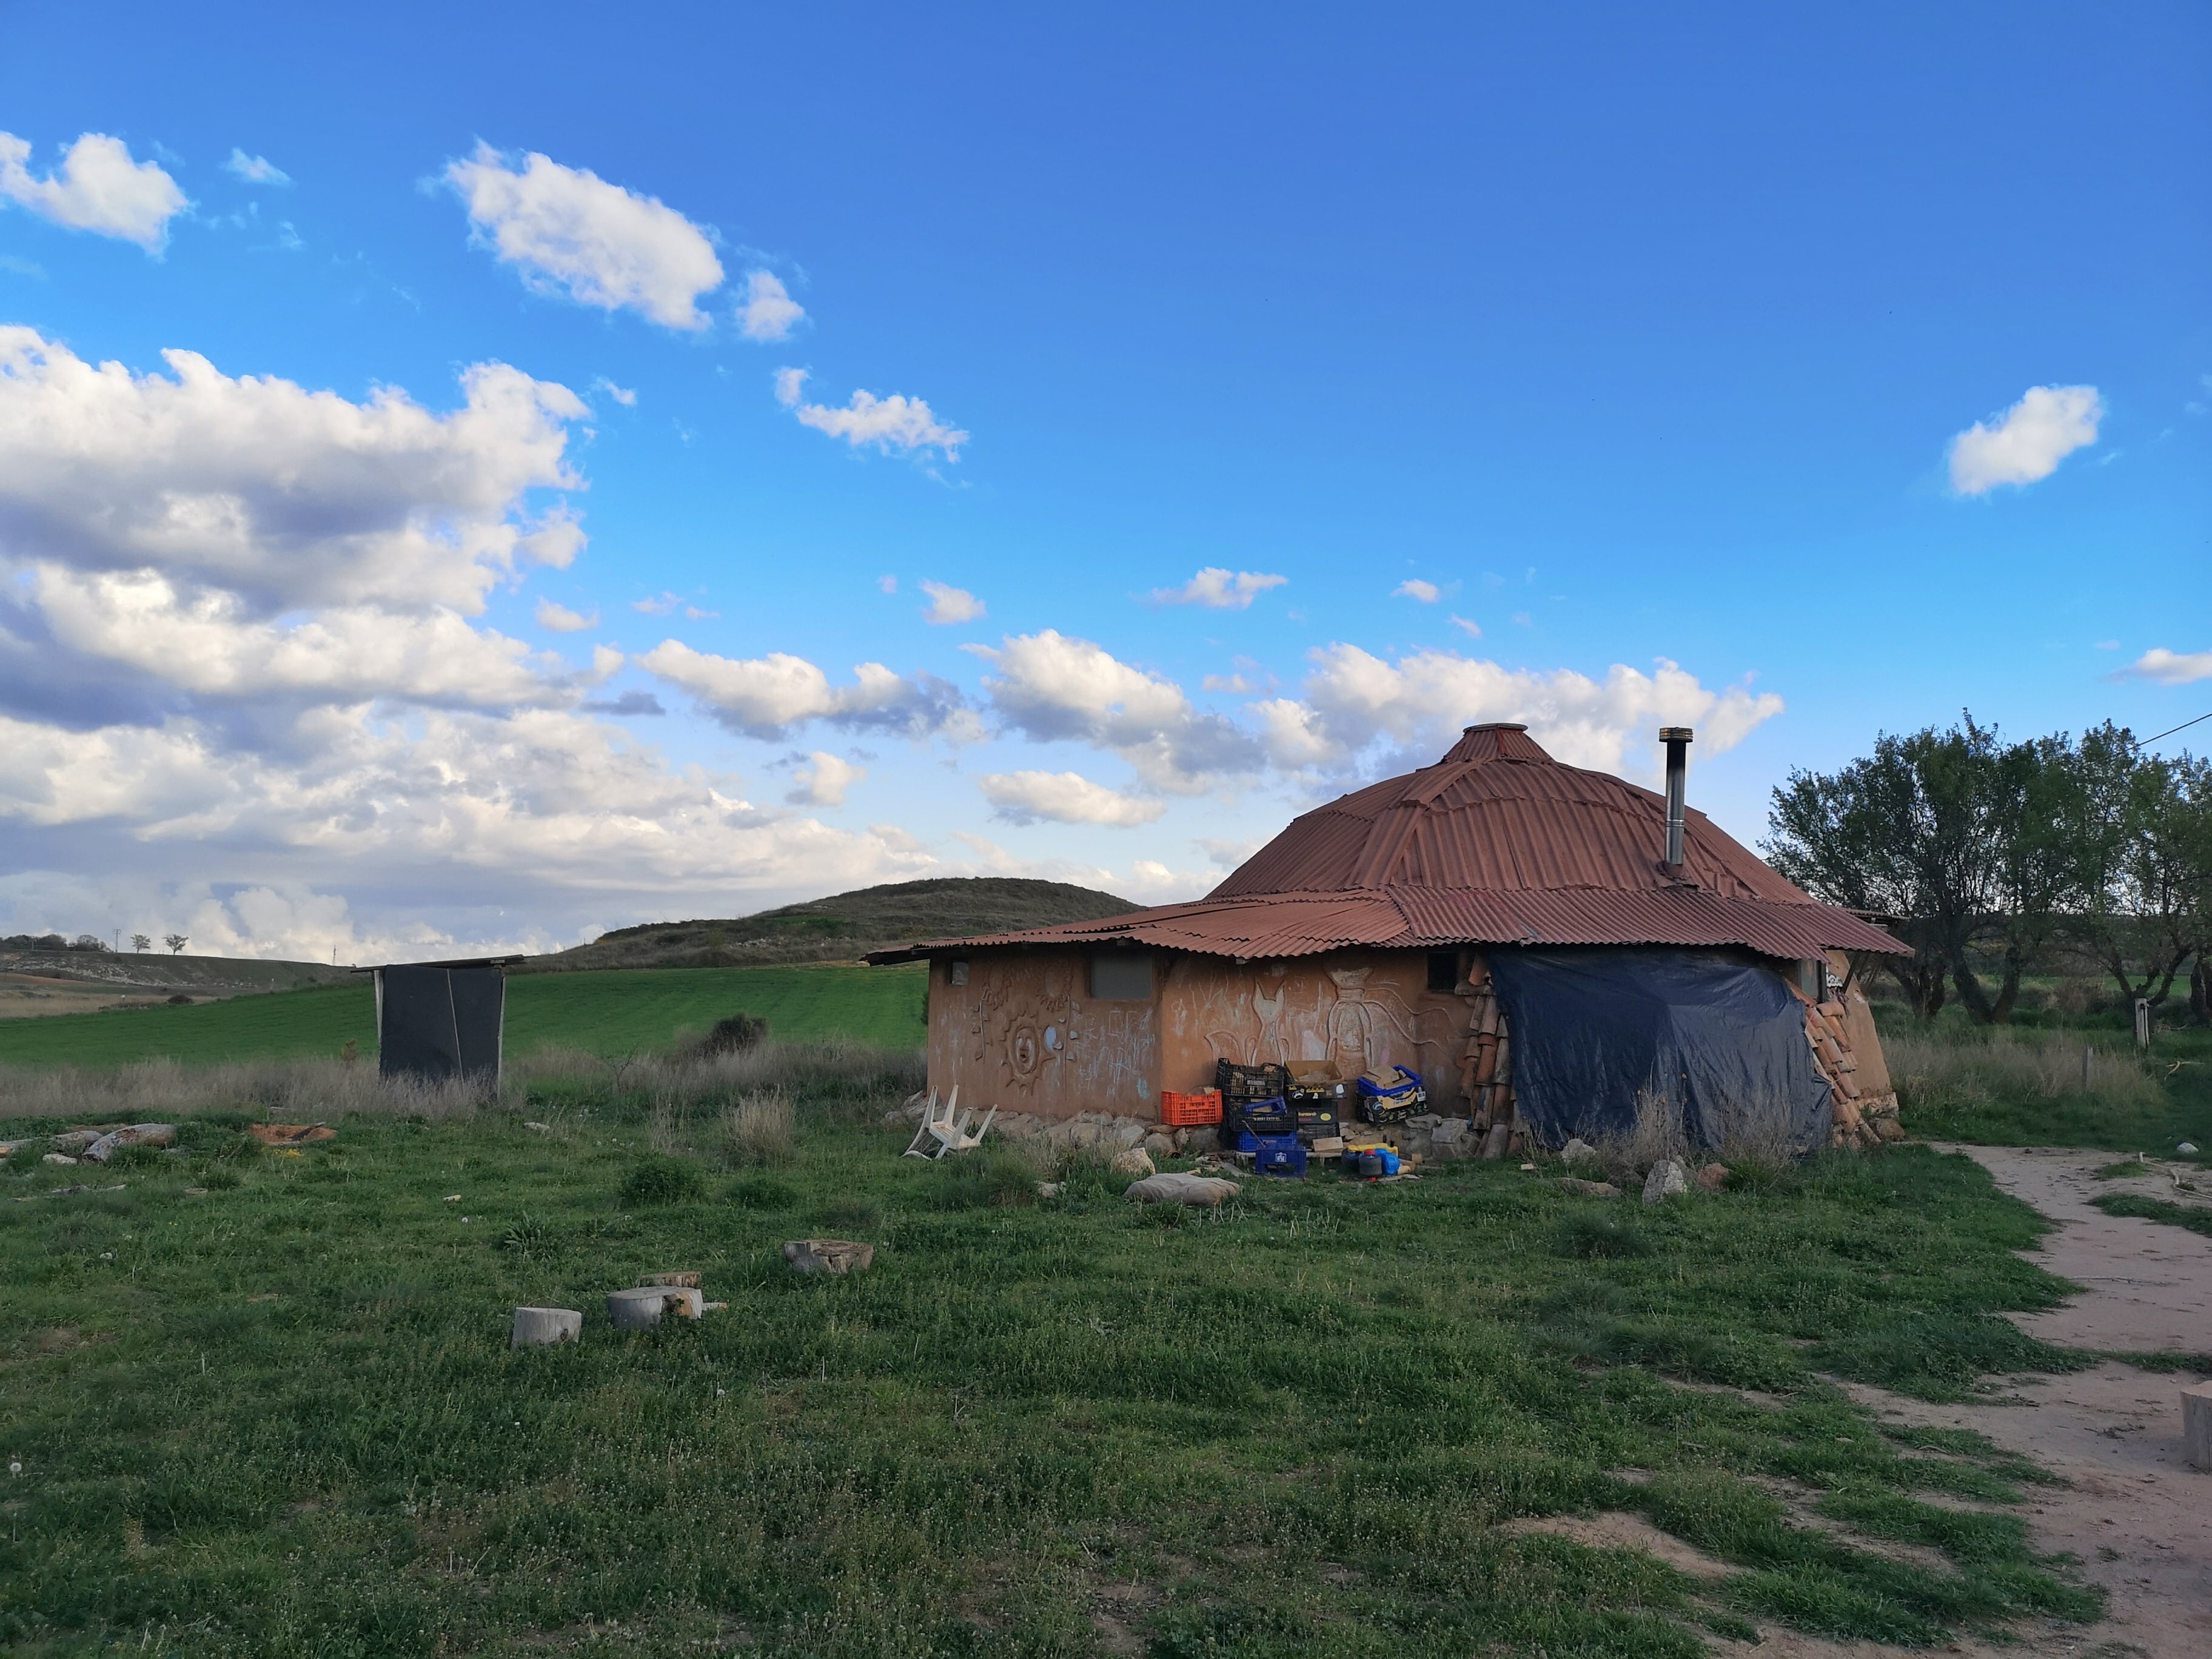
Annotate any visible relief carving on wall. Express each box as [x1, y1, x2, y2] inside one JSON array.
[[1195, 958, 1454, 1085]]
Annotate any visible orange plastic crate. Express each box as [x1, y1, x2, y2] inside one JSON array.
[[1159, 1088, 1223, 1126]]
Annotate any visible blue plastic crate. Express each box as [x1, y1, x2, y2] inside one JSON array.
[[1235, 1128, 1299, 1154], [1255, 1144, 1308, 1178]]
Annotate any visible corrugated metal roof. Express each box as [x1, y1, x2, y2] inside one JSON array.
[[868, 726, 1909, 964]]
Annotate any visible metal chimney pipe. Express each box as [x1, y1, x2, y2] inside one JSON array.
[[1660, 726, 1693, 870]]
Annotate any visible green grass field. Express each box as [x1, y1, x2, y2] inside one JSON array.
[[0, 964, 926, 1068], [0, 1051, 2123, 1657]]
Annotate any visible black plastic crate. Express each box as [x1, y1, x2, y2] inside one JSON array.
[[1228, 1094, 1296, 1134], [1214, 1060, 1291, 1106]]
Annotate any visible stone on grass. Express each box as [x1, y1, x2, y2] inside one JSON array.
[[42, 1153, 77, 1166], [1560, 1137, 1600, 1167], [49, 1130, 106, 1155], [511, 1306, 583, 1347], [1110, 1147, 1155, 1178], [606, 1286, 704, 1330], [1694, 1162, 1731, 1191], [782, 1238, 875, 1276], [1180, 1125, 1221, 1156], [2179, 1142, 2200, 1156], [1642, 1159, 1689, 1204], [1141, 1131, 1175, 1158], [1557, 1177, 1621, 1198], [1123, 1172, 1240, 1207], [82, 1124, 176, 1164]]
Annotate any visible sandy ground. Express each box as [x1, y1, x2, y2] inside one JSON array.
[[1834, 1145, 2212, 1658]]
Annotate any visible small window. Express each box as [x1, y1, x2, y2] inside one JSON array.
[[948, 959, 969, 986], [1088, 952, 1152, 1000], [1426, 951, 1459, 993]]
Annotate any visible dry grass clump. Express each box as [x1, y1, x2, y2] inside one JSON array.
[[722, 1087, 797, 1165], [1886, 1027, 2162, 1113]]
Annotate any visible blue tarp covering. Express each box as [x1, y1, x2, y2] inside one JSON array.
[[1485, 948, 1829, 1155]]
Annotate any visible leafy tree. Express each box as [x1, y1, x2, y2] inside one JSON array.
[[164, 933, 188, 956], [2057, 725, 2210, 1009], [130, 933, 151, 953]]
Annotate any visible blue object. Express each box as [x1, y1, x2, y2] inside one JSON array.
[[1347, 1145, 1401, 1178], [1235, 1128, 1299, 1154], [1255, 1144, 1307, 1177], [1355, 1065, 1423, 1099]]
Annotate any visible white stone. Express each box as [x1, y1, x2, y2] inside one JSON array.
[[605, 1286, 703, 1330], [511, 1306, 583, 1346], [1141, 1131, 1175, 1158], [1642, 1159, 1689, 1204], [1110, 1147, 1155, 1178]]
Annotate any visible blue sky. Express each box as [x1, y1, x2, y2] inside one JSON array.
[[0, 2, 2205, 960]]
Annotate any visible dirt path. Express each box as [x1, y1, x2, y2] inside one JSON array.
[[1829, 1144, 2212, 1659]]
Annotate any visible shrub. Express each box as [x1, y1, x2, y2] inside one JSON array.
[[695, 1013, 768, 1056], [1554, 1211, 1652, 1259], [619, 1156, 705, 1207]]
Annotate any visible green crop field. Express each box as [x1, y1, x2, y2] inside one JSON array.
[[0, 963, 926, 1069]]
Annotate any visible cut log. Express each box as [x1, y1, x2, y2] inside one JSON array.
[[511, 1306, 583, 1346], [606, 1286, 704, 1329], [781, 1238, 876, 1276], [638, 1270, 702, 1289]]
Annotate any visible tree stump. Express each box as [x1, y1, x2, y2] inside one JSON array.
[[606, 1287, 704, 1330], [782, 1239, 875, 1276], [511, 1306, 583, 1347]]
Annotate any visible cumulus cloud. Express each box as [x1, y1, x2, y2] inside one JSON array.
[[788, 750, 864, 808], [0, 327, 586, 616], [788, 383, 967, 458], [737, 270, 804, 341], [1948, 384, 2103, 494], [920, 580, 985, 625], [1392, 578, 1439, 603], [1147, 567, 1287, 609], [1449, 615, 1481, 638], [971, 629, 1264, 793], [1198, 836, 1264, 870], [0, 131, 188, 250], [535, 597, 597, 632], [638, 639, 966, 740], [224, 149, 290, 186], [2127, 646, 2212, 685], [591, 377, 636, 406], [978, 769, 1165, 826], [1253, 645, 1781, 779], [441, 143, 725, 330], [876, 574, 897, 594]]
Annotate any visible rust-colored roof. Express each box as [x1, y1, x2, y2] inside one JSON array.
[[869, 726, 1906, 964]]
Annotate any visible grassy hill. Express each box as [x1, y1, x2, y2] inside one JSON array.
[[519, 876, 1137, 972], [0, 962, 926, 1068], [0, 948, 348, 996]]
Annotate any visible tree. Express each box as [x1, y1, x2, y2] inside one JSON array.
[[2056, 726, 2211, 1009], [130, 933, 150, 953], [164, 933, 188, 956]]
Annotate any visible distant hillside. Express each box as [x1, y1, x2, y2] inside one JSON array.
[[0, 948, 350, 996], [519, 877, 1139, 973]]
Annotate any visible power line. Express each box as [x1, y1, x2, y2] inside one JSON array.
[[2136, 709, 2212, 748]]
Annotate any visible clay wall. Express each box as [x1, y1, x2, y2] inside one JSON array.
[[925, 947, 1476, 1122]]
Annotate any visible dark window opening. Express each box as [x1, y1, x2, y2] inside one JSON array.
[[1427, 951, 1460, 993], [949, 959, 969, 986], [1089, 952, 1153, 1000]]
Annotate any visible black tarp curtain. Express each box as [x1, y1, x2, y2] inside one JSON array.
[[375, 965, 505, 1084], [1485, 948, 1829, 1155]]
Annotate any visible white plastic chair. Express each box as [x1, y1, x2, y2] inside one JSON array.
[[902, 1087, 997, 1158]]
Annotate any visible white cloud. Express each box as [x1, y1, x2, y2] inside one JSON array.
[[1201, 672, 1254, 693], [0, 131, 189, 250], [1392, 578, 1439, 603], [788, 750, 864, 808], [591, 377, 636, 406], [1253, 645, 1783, 779], [876, 574, 897, 594], [1198, 836, 1264, 870], [1948, 384, 2103, 494], [0, 326, 586, 615], [737, 270, 805, 341], [1147, 567, 1287, 609], [224, 149, 290, 186], [441, 143, 724, 330], [632, 592, 680, 615], [920, 580, 985, 625], [971, 629, 1263, 793], [535, 597, 597, 632], [789, 384, 967, 458], [2127, 647, 2212, 685], [978, 769, 1165, 826], [638, 639, 965, 740], [1449, 615, 1481, 638]]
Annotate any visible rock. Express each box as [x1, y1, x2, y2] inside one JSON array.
[[1405, 1114, 1442, 1131], [1642, 1159, 1689, 1204], [1429, 1120, 1473, 1159], [1179, 1125, 1220, 1156], [82, 1124, 176, 1164], [2179, 1142, 2200, 1156], [1480, 1124, 1510, 1161], [511, 1306, 583, 1346], [41, 1153, 78, 1166], [1560, 1137, 1600, 1167], [605, 1286, 704, 1330], [49, 1130, 106, 1154], [1557, 1177, 1621, 1198], [1141, 1131, 1175, 1158], [1110, 1147, 1155, 1178], [524, 1121, 552, 1133], [782, 1238, 875, 1276], [1872, 1117, 1907, 1144], [1107, 1118, 1148, 1150], [2184, 1381, 2212, 1471], [1122, 1172, 1240, 1207], [1036, 1181, 1064, 1199], [1694, 1162, 1731, 1191], [638, 1270, 700, 1289]]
